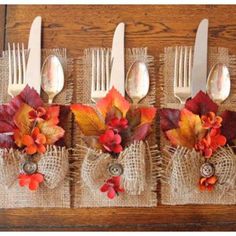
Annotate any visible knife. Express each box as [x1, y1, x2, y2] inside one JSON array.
[[191, 19, 209, 97], [110, 23, 125, 96], [26, 16, 42, 95]]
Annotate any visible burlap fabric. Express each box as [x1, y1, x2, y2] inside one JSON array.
[[72, 48, 159, 207], [160, 46, 236, 204], [0, 48, 72, 208]]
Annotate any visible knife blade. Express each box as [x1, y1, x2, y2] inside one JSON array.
[[26, 16, 42, 95], [191, 19, 209, 97], [110, 23, 125, 96]]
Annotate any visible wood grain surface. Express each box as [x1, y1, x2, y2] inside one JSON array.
[[1, 4, 236, 231], [0, 6, 5, 54]]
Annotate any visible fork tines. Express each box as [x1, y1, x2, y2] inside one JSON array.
[[174, 46, 193, 104], [8, 43, 27, 97], [91, 48, 110, 102]]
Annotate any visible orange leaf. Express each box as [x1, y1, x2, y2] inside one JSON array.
[[14, 103, 33, 134], [13, 103, 34, 147], [96, 87, 130, 118], [71, 104, 106, 136], [38, 121, 65, 145], [166, 108, 206, 149], [139, 107, 157, 124]]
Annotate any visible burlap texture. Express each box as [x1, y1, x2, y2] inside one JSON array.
[[0, 48, 72, 208], [72, 48, 159, 207], [160, 46, 236, 204]]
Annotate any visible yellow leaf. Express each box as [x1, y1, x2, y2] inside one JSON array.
[[70, 104, 106, 136], [166, 108, 206, 149]]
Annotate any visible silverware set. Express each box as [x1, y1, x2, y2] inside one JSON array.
[[5, 17, 231, 106], [174, 18, 231, 104]]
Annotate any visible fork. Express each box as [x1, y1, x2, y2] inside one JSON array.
[[91, 48, 110, 102], [174, 46, 192, 104], [8, 43, 27, 97]]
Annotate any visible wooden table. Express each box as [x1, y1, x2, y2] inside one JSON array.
[[1, 4, 236, 231]]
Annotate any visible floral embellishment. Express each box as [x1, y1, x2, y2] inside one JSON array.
[[199, 176, 217, 191], [159, 91, 236, 192], [201, 112, 222, 129], [29, 107, 47, 122], [99, 130, 123, 154], [22, 127, 46, 155], [100, 176, 125, 199], [71, 87, 157, 155], [195, 129, 226, 158], [0, 86, 67, 191], [71, 87, 157, 199], [18, 173, 44, 191]]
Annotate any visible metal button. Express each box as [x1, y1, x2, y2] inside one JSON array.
[[200, 163, 215, 178], [108, 163, 123, 176], [22, 161, 38, 175]]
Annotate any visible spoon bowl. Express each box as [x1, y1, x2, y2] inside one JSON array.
[[125, 61, 149, 104], [206, 63, 230, 104], [41, 55, 64, 104]]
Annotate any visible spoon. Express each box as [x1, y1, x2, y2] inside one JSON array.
[[41, 55, 64, 104], [125, 61, 149, 104], [206, 63, 230, 104]]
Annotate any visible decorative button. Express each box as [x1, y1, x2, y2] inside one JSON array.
[[108, 163, 123, 176], [22, 161, 38, 175], [200, 163, 215, 178]]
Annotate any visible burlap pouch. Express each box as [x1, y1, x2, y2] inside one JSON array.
[[0, 48, 73, 208], [160, 46, 236, 204], [72, 48, 159, 207]]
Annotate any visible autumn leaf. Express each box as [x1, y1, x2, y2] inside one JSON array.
[[14, 103, 33, 134], [185, 91, 218, 116], [126, 108, 141, 128], [0, 134, 14, 148], [131, 123, 151, 142], [96, 87, 130, 118], [71, 104, 106, 136], [13, 103, 34, 147], [38, 121, 65, 145], [221, 110, 236, 142], [159, 108, 180, 132], [139, 107, 157, 124], [12, 85, 43, 109], [166, 108, 206, 149], [0, 104, 16, 133]]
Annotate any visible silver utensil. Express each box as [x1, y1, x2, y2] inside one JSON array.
[[174, 46, 193, 104], [8, 43, 27, 97], [110, 23, 125, 96], [91, 48, 110, 102], [125, 61, 149, 104], [26, 16, 42, 95], [41, 55, 64, 104], [206, 63, 230, 104], [191, 19, 209, 97]]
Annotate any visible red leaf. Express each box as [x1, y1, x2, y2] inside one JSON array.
[[0, 134, 14, 148], [131, 123, 151, 142], [159, 108, 180, 132], [221, 110, 236, 141], [185, 91, 218, 116], [12, 85, 43, 109]]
